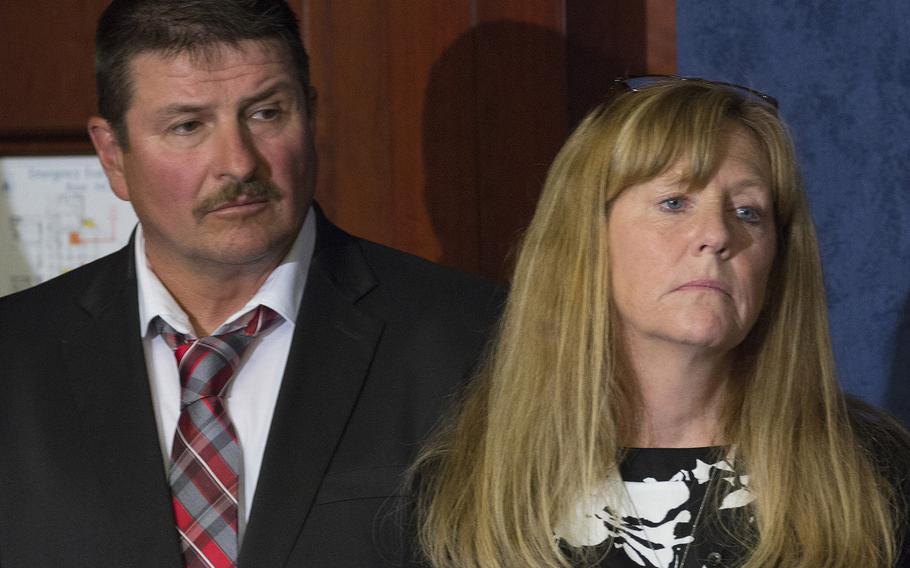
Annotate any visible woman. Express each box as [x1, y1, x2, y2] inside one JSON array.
[[411, 77, 910, 567]]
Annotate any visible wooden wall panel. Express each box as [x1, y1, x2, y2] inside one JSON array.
[[473, 1, 568, 277], [387, 2, 478, 268], [306, 2, 482, 270], [0, 0, 109, 155], [566, 0, 676, 126], [304, 0, 674, 281], [305, 1, 393, 239], [646, 0, 677, 74]]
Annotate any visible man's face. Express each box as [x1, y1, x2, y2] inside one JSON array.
[[93, 39, 314, 274]]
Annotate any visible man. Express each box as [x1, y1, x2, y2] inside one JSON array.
[[0, 1, 500, 566]]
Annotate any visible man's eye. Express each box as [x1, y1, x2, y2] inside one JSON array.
[[659, 197, 686, 211], [735, 206, 761, 223], [251, 107, 281, 121], [171, 121, 202, 135]]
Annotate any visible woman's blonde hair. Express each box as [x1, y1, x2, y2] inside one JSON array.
[[412, 79, 906, 567]]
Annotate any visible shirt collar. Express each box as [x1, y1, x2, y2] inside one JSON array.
[[136, 206, 316, 338]]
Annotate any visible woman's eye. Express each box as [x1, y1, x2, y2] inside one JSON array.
[[735, 206, 761, 223], [659, 197, 686, 211]]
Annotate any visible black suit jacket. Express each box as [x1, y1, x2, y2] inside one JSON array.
[[0, 211, 502, 567]]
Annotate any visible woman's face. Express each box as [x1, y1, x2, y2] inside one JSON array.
[[607, 128, 777, 355]]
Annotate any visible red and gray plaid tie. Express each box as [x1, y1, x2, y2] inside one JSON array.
[[155, 305, 281, 568]]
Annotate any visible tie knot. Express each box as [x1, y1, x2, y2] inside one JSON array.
[[154, 305, 282, 405]]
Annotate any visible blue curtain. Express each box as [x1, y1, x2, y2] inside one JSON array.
[[677, 1, 910, 423]]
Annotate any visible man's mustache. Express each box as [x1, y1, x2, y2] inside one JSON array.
[[193, 180, 283, 219]]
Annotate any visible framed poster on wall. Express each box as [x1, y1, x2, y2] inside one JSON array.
[[0, 156, 137, 297]]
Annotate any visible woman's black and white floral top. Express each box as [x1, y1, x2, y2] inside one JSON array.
[[555, 447, 753, 568]]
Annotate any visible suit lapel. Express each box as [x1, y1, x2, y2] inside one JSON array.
[[239, 215, 384, 567], [61, 245, 182, 567]]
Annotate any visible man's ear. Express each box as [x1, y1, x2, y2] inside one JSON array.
[[87, 116, 130, 201]]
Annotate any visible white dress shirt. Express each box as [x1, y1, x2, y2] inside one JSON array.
[[135, 207, 316, 534]]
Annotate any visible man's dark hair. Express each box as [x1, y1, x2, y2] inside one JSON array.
[[95, 0, 310, 147]]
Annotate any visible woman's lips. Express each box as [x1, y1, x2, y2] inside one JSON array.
[[675, 279, 731, 297]]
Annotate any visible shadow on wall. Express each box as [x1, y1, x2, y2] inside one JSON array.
[[886, 292, 910, 427], [422, 21, 568, 282], [0, 179, 34, 297], [422, 19, 634, 282]]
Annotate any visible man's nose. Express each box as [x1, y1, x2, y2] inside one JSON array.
[[214, 123, 260, 182]]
